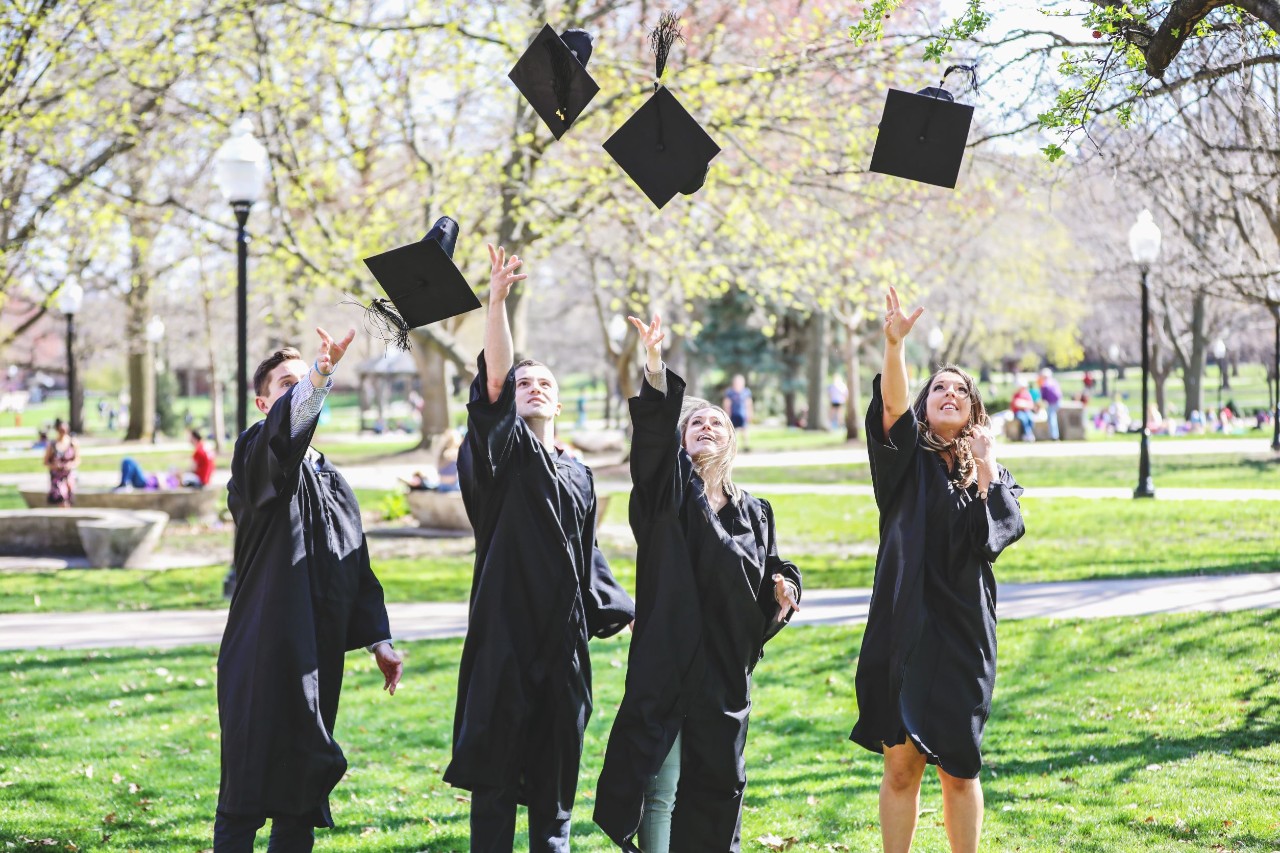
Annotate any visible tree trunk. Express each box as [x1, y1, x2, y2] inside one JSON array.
[[126, 346, 156, 442], [125, 282, 154, 442], [844, 327, 863, 441], [1180, 291, 1207, 419], [410, 339, 452, 449], [200, 288, 226, 452], [805, 311, 829, 431]]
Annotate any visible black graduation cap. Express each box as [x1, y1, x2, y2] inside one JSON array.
[[359, 216, 481, 350], [603, 11, 721, 210], [509, 24, 600, 140], [868, 65, 979, 190]]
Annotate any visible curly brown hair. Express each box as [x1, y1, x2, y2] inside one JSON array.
[[910, 364, 990, 489]]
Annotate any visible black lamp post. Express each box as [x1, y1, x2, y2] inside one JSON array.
[[57, 282, 84, 435], [1128, 209, 1161, 499], [213, 115, 268, 438], [1271, 298, 1280, 453]]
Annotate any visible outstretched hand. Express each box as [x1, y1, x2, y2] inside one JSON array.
[[883, 286, 924, 346], [488, 244, 527, 303], [773, 573, 800, 623], [316, 327, 356, 374], [627, 314, 665, 370]]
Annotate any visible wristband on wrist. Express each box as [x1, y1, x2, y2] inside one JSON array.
[[313, 359, 335, 377]]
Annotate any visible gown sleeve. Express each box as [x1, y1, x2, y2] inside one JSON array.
[[628, 368, 689, 521], [240, 381, 320, 510], [756, 498, 802, 645], [463, 351, 529, 483], [969, 465, 1025, 562], [579, 465, 637, 638], [344, 539, 393, 652], [865, 374, 920, 510], [582, 539, 637, 639]]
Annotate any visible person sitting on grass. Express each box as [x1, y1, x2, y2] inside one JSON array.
[[850, 286, 1025, 853], [214, 327, 403, 853], [117, 429, 216, 491]]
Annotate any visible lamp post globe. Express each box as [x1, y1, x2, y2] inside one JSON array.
[[58, 282, 85, 434], [1129, 209, 1161, 498], [213, 114, 268, 439]]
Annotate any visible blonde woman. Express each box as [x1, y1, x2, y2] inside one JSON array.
[[595, 314, 802, 853], [850, 287, 1025, 853]]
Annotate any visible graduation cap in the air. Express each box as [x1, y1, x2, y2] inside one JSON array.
[[868, 64, 979, 190], [603, 10, 721, 210], [509, 24, 600, 140], [359, 216, 481, 350]]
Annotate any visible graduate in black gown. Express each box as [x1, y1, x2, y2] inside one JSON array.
[[215, 328, 404, 853], [443, 245, 635, 852], [595, 314, 802, 853], [850, 287, 1024, 853]]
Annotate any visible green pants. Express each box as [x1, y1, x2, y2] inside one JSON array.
[[637, 730, 682, 853]]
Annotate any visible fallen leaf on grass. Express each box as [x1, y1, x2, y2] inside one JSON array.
[[755, 835, 798, 851]]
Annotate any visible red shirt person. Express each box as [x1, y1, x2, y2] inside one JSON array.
[[187, 429, 216, 487]]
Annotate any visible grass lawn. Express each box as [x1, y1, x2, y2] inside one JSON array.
[[0, 612, 1277, 850], [737, 452, 1280, 490], [1, 492, 1276, 614]]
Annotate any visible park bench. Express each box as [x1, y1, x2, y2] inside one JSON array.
[[1001, 400, 1086, 442], [0, 508, 168, 568], [406, 490, 472, 533], [20, 487, 218, 522]]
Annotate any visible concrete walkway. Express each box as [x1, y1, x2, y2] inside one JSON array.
[[2, 436, 1274, 494], [3, 572, 1278, 652]]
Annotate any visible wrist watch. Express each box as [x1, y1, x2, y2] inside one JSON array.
[[367, 640, 394, 653]]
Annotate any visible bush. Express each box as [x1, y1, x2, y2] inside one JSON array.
[[377, 490, 410, 521]]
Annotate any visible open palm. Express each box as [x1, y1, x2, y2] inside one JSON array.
[[884, 286, 924, 346]]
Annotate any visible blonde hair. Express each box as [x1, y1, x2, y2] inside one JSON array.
[[678, 397, 742, 504], [911, 364, 990, 489]]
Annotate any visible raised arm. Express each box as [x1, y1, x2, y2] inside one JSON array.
[[881, 285, 924, 436], [482, 244, 527, 404], [630, 313, 666, 391], [627, 313, 687, 519]]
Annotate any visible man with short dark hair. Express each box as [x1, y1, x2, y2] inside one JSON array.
[[215, 327, 402, 853], [444, 246, 635, 852]]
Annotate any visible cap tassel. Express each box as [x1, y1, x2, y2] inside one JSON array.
[[346, 297, 411, 351], [650, 10, 684, 88], [939, 63, 980, 96]]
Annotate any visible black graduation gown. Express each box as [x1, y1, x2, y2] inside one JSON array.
[[595, 369, 802, 853], [443, 353, 635, 805], [218, 384, 392, 826], [849, 375, 1024, 779]]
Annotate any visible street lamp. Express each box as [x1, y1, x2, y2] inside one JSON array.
[[1128, 209, 1161, 498], [1212, 338, 1226, 413], [57, 282, 84, 435], [213, 114, 268, 438], [1269, 285, 1280, 452], [927, 326, 945, 372]]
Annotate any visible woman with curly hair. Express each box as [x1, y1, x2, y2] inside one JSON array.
[[850, 287, 1025, 853]]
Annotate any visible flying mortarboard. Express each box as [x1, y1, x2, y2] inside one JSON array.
[[359, 216, 481, 350], [509, 24, 600, 140], [868, 64, 979, 190], [603, 10, 721, 210]]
